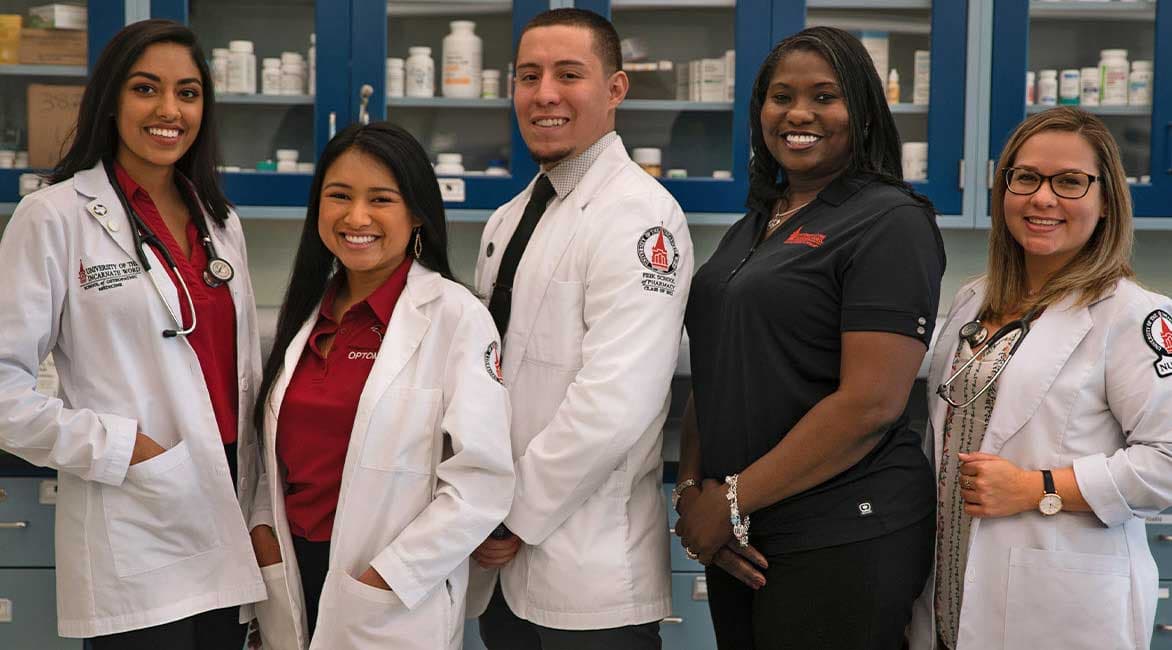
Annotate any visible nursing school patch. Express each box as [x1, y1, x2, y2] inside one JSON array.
[[637, 226, 680, 296], [78, 259, 142, 292], [1142, 310, 1172, 378], [484, 341, 505, 385]]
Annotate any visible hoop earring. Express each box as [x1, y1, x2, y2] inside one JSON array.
[[413, 228, 423, 259]]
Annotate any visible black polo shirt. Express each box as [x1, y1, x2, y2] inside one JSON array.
[[685, 173, 945, 555]]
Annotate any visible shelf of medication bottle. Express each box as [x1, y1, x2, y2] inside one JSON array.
[[217, 94, 315, 106], [611, 0, 735, 8], [806, 0, 930, 9], [620, 100, 733, 112], [1029, 0, 1156, 21], [805, 11, 932, 34], [386, 0, 512, 17], [889, 103, 929, 114], [0, 64, 87, 77], [1025, 104, 1150, 116], [388, 97, 511, 109]]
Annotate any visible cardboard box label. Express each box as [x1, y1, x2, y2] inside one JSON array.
[[28, 83, 83, 168]]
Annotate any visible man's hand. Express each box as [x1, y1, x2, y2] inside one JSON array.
[[129, 432, 166, 465], [472, 532, 523, 569]]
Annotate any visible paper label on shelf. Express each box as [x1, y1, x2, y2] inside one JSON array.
[[1161, 587, 1170, 600], [0, 599, 11, 623], [39, 480, 58, 505], [1146, 515, 1172, 525], [692, 575, 707, 601], [438, 178, 465, 203]]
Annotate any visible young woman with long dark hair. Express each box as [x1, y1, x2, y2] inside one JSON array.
[[0, 19, 266, 648], [673, 26, 946, 648], [246, 122, 513, 650]]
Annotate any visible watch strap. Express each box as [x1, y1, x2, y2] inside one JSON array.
[[1041, 469, 1057, 495]]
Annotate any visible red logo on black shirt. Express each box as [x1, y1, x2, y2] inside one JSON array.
[[784, 226, 826, 248]]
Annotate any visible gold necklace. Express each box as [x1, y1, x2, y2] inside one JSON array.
[[768, 198, 811, 231]]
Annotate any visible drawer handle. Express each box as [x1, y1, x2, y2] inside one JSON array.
[[1158, 535, 1172, 542], [663, 616, 684, 625], [1157, 624, 1172, 633], [0, 521, 28, 529]]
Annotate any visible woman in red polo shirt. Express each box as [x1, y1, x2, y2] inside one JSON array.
[[246, 122, 514, 650]]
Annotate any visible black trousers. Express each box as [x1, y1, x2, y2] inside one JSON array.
[[89, 444, 245, 650], [479, 582, 662, 650], [705, 515, 933, 650], [292, 535, 331, 641]]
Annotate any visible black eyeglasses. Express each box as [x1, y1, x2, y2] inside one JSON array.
[[1005, 167, 1099, 199]]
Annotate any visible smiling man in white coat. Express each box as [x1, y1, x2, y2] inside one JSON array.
[[468, 8, 693, 649]]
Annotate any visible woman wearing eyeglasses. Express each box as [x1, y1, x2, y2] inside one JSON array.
[[909, 107, 1172, 650]]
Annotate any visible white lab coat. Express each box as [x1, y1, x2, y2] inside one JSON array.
[[0, 163, 266, 637], [468, 137, 693, 630], [909, 278, 1172, 650], [250, 263, 514, 650]]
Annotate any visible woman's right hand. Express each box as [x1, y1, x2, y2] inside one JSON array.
[[129, 432, 166, 465], [677, 480, 768, 589], [250, 525, 283, 567]]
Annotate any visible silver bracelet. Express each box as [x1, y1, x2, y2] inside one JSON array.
[[671, 478, 699, 512], [725, 474, 750, 547]]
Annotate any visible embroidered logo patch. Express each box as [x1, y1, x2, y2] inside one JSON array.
[[78, 259, 142, 292], [784, 226, 826, 248], [1142, 310, 1172, 378], [484, 341, 504, 385], [857, 501, 874, 517], [637, 226, 680, 296]]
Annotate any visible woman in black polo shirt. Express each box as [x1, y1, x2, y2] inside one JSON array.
[[673, 26, 945, 649]]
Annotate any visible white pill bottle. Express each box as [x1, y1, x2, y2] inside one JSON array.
[[442, 21, 482, 99]]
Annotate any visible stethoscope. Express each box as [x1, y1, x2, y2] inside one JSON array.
[[935, 308, 1040, 409], [101, 159, 234, 338]]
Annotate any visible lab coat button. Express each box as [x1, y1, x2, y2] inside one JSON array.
[[106, 221, 119, 233]]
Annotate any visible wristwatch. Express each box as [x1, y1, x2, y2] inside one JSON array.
[[1038, 470, 1063, 516], [671, 479, 699, 512]]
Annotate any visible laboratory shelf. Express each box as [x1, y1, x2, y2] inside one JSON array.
[[620, 100, 734, 111], [1025, 104, 1151, 116], [0, 64, 87, 77], [611, 0, 735, 8], [1029, 1, 1156, 21], [387, 97, 511, 109], [217, 94, 315, 105], [807, 0, 931, 8], [890, 103, 931, 114], [806, 12, 932, 34], [387, 0, 513, 17]]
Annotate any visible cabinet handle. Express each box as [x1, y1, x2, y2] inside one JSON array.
[[1166, 122, 1172, 174], [1157, 534, 1172, 542], [0, 521, 28, 529], [662, 616, 684, 625], [669, 527, 675, 535], [1157, 624, 1172, 633]]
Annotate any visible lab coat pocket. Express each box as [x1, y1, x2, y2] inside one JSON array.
[[254, 562, 303, 650], [309, 570, 447, 650], [103, 440, 221, 577], [1003, 547, 1132, 649], [528, 279, 585, 370], [360, 388, 441, 472]]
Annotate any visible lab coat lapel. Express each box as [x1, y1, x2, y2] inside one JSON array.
[[927, 284, 982, 463], [982, 291, 1094, 452]]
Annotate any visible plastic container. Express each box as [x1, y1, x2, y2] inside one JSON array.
[[712, 170, 732, 179], [886, 69, 900, 104], [14, 150, 28, 168], [1129, 60, 1152, 106], [860, 31, 889, 83], [261, 58, 282, 95], [276, 160, 297, 173], [387, 58, 405, 98], [256, 159, 277, 172], [406, 47, 434, 98], [0, 150, 13, 169], [902, 142, 928, 181], [482, 69, 500, 99], [1025, 71, 1036, 105], [296, 162, 315, 173], [227, 40, 256, 94], [1037, 69, 1058, 106], [1059, 69, 1080, 105], [308, 33, 316, 96], [276, 149, 299, 162], [632, 148, 662, 177], [434, 153, 464, 175], [485, 160, 509, 176], [211, 48, 230, 92], [666, 169, 688, 179], [1079, 66, 1100, 106], [912, 50, 931, 105], [281, 60, 305, 95], [1099, 49, 1129, 106], [442, 21, 482, 99]]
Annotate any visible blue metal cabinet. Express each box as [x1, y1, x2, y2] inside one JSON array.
[[1151, 521, 1172, 578], [0, 568, 79, 650], [1156, 581, 1172, 649], [989, 0, 1172, 218], [663, 572, 716, 650], [663, 483, 704, 572], [0, 478, 56, 568]]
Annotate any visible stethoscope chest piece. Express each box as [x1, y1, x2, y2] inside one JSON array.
[[203, 253, 234, 287], [959, 320, 988, 347]]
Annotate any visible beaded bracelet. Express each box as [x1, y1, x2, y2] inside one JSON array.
[[725, 474, 750, 547]]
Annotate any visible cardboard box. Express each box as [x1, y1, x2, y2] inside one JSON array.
[[28, 84, 83, 168], [18, 27, 85, 65], [28, 4, 86, 31], [0, 15, 21, 64]]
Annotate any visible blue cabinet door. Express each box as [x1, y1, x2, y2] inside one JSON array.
[[0, 478, 56, 568], [0, 568, 80, 650], [989, 0, 1172, 219], [1156, 581, 1172, 650]]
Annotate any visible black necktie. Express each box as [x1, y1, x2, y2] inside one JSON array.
[[488, 175, 557, 337]]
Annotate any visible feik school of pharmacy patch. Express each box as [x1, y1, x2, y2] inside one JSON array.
[[484, 341, 505, 385], [1142, 310, 1172, 378], [637, 226, 680, 296]]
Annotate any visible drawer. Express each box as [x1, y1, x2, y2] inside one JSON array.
[[663, 484, 704, 572], [1155, 581, 1172, 650], [0, 478, 57, 567], [661, 572, 716, 650], [0, 568, 80, 649]]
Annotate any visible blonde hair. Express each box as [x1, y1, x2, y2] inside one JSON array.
[[983, 107, 1134, 321]]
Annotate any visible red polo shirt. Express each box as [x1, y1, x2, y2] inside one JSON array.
[[113, 163, 239, 445], [277, 258, 413, 542]]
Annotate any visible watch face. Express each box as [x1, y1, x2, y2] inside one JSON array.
[[1039, 493, 1063, 516]]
